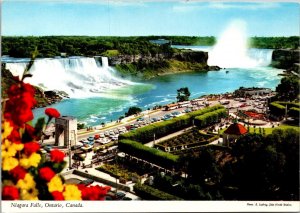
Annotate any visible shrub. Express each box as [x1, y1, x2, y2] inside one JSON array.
[[288, 107, 300, 118], [118, 140, 179, 169], [194, 108, 227, 128], [269, 101, 300, 117], [133, 183, 183, 200]]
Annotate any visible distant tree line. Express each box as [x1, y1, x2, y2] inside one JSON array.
[[250, 36, 299, 49], [2, 36, 299, 58]]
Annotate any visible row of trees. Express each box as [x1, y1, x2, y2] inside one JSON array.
[[2, 36, 174, 58], [2, 36, 299, 58]]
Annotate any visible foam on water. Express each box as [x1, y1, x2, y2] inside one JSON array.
[[5, 57, 140, 98]]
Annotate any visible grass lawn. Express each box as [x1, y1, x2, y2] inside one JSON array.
[[219, 124, 299, 135], [249, 124, 300, 135], [239, 124, 300, 135]]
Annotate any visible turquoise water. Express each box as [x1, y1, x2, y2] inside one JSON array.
[[33, 66, 282, 126]]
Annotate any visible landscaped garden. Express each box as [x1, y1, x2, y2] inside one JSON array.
[[96, 163, 141, 183], [155, 128, 219, 151]]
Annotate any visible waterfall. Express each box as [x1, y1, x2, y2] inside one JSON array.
[[5, 62, 28, 78], [4, 57, 134, 98], [101, 57, 109, 68], [207, 20, 273, 68]]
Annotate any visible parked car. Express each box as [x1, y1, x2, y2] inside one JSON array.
[[79, 179, 94, 186], [122, 196, 133, 200], [171, 111, 181, 117], [137, 117, 144, 121], [88, 136, 94, 141], [115, 191, 126, 200], [111, 135, 118, 141], [71, 144, 83, 150], [80, 139, 89, 144], [94, 134, 100, 140], [43, 145, 52, 152]]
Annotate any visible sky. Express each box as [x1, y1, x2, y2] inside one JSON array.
[[2, 0, 299, 37]]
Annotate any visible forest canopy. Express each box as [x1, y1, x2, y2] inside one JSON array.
[[2, 36, 299, 58]]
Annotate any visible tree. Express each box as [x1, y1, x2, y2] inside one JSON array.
[[183, 148, 222, 185], [125, 106, 142, 117], [176, 87, 191, 102], [275, 76, 300, 101]]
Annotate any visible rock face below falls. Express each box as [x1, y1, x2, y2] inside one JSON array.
[[109, 50, 221, 79], [109, 51, 209, 66], [272, 49, 300, 71]]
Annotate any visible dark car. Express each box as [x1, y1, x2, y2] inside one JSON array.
[[122, 196, 132, 201], [71, 144, 83, 150], [87, 136, 94, 141], [115, 191, 126, 200], [79, 179, 94, 186]]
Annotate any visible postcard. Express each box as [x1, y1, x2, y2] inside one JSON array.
[[1, 0, 299, 212]]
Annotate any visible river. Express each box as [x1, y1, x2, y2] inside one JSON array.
[[3, 47, 283, 126]]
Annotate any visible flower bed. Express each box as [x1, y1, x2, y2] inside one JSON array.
[[155, 129, 219, 151], [96, 163, 140, 182], [133, 183, 183, 200]]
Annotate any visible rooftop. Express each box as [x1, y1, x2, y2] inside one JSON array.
[[224, 123, 248, 135]]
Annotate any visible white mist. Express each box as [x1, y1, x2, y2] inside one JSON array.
[[208, 20, 259, 68]]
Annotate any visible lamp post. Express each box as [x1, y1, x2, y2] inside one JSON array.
[[153, 133, 156, 147], [68, 139, 72, 169], [69, 130, 75, 169]]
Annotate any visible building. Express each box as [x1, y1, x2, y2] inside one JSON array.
[[223, 123, 248, 146], [149, 39, 171, 46], [234, 87, 273, 97], [55, 116, 77, 147]]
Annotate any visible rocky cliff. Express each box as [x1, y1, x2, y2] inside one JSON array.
[[109, 50, 219, 79], [109, 51, 208, 66], [272, 49, 300, 71]]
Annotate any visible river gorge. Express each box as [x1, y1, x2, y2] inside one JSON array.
[[4, 47, 283, 126]]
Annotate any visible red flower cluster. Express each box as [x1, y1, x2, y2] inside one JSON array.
[[51, 191, 64, 200], [39, 167, 55, 182], [24, 142, 40, 156], [50, 149, 65, 163], [4, 82, 36, 126], [45, 108, 61, 119], [25, 124, 36, 139], [2, 186, 19, 200], [10, 166, 27, 181], [78, 185, 111, 200], [7, 128, 21, 142]]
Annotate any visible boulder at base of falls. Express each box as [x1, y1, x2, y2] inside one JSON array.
[[44, 90, 69, 105]]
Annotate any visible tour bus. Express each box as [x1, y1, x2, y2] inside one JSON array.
[[178, 101, 190, 108], [164, 103, 178, 111]]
